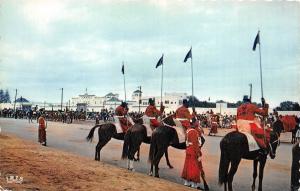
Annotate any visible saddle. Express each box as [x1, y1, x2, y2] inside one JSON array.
[[113, 116, 134, 134], [142, 115, 155, 137], [173, 118, 187, 143]]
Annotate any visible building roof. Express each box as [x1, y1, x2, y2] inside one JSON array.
[[105, 92, 116, 97], [216, 100, 226, 103], [107, 97, 121, 102], [133, 90, 142, 94], [16, 97, 29, 103]]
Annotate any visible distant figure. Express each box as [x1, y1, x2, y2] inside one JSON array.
[[28, 109, 33, 123], [38, 114, 47, 146]]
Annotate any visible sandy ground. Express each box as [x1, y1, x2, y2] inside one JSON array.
[[0, 118, 293, 191], [0, 133, 193, 191]]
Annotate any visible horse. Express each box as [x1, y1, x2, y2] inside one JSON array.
[[218, 119, 283, 191], [121, 116, 174, 171], [148, 115, 209, 190], [86, 115, 139, 161], [291, 142, 300, 191]]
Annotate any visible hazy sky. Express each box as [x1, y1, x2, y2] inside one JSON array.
[[0, 0, 299, 107]]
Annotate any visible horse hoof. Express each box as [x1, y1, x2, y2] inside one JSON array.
[[148, 172, 153, 176], [204, 184, 209, 191], [168, 165, 174, 169], [154, 175, 159, 178]]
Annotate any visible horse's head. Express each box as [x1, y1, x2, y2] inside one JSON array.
[[269, 130, 280, 159], [162, 115, 176, 126]]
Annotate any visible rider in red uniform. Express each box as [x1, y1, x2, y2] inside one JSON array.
[[115, 102, 132, 133], [145, 98, 164, 128], [175, 99, 196, 129], [237, 95, 271, 150]]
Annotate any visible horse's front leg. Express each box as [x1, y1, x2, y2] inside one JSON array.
[[164, 148, 173, 169], [149, 162, 153, 176], [251, 160, 258, 191], [258, 158, 266, 191]]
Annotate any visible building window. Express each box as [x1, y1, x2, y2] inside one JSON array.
[[165, 100, 169, 104], [171, 102, 173, 104]]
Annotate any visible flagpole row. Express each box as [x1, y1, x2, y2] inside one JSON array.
[[259, 40, 264, 99], [161, 58, 164, 107], [191, 56, 195, 111], [122, 61, 127, 102]]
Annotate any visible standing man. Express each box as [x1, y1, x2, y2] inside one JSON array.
[[181, 124, 202, 188], [145, 98, 164, 128], [175, 99, 195, 129], [115, 102, 132, 133], [38, 112, 47, 146]]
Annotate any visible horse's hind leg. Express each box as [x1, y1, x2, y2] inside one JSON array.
[[227, 159, 241, 191], [201, 171, 209, 191], [154, 148, 165, 178], [251, 160, 258, 191], [134, 146, 140, 161], [258, 158, 266, 191], [164, 148, 173, 169]]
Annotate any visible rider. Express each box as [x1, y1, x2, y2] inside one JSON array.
[[236, 95, 272, 153], [115, 102, 132, 133], [175, 99, 196, 129], [145, 98, 165, 128]]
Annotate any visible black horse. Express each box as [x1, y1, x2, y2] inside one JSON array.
[[291, 142, 300, 191], [148, 115, 209, 190], [121, 117, 174, 170], [218, 120, 283, 191], [86, 122, 125, 161]]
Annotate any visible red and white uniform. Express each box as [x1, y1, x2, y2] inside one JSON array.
[[181, 127, 202, 183], [237, 103, 269, 148], [175, 106, 194, 129], [38, 116, 46, 144], [115, 105, 132, 133], [145, 105, 161, 128]]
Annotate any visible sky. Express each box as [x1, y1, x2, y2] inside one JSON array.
[[0, 0, 299, 107]]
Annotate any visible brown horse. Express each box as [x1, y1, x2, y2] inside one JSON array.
[[218, 119, 283, 191], [148, 115, 209, 190], [291, 142, 300, 191], [121, 117, 174, 171]]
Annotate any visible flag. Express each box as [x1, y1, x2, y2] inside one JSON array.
[[121, 64, 124, 74], [184, 47, 192, 62], [156, 54, 163, 68], [252, 31, 260, 51]]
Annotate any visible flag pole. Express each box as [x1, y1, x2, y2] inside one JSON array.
[[258, 31, 264, 100], [257, 30, 267, 144], [190, 47, 195, 111], [160, 54, 164, 109], [123, 61, 127, 102]]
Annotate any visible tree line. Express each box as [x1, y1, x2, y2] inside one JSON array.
[[0, 89, 11, 103], [188, 96, 300, 111]]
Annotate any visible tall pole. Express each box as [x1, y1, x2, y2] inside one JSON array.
[[61, 88, 63, 111], [138, 86, 141, 113], [190, 47, 195, 111], [258, 33, 264, 100], [249, 83, 252, 102], [160, 55, 164, 108], [123, 61, 127, 102], [13, 89, 17, 113]]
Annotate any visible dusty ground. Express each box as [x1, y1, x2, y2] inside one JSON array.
[[0, 133, 193, 191]]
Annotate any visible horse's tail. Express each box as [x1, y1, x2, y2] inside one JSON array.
[[86, 125, 101, 142], [122, 130, 131, 159], [218, 138, 230, 185], [148, 133, 157, 163]]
